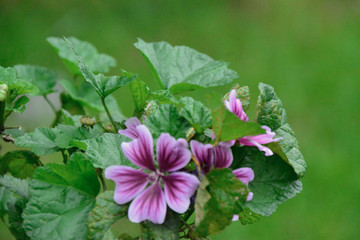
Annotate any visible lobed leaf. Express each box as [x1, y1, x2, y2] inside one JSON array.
[[256, 83, 306, 177], [134, 39, 238, 93], [178, 97, 212, 133], [144, 104, 191, 139], [47, 36, 116, 75]]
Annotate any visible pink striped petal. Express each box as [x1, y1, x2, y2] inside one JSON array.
[[213, 145, 233, 168], [190, 140, 214, 174], [163, 172, 200, 213], [105, 166, 149, 204], [224, 89, 249, 121], [157, 133, 191, 172], [121, 125, 156, 171], [118, 117, 141, 139], [128, 182, 166, 224], [238, 138, 274, 156], [233, 167, 254, 186]]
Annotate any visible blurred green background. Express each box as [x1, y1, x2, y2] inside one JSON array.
[[1, 0, 359, 239]]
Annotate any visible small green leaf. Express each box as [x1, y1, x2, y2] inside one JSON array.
[[212, 105, 265, 142], [194, 169, 249, 237], [85, 133, 134, 169], [129, 78, 151, 114], [61, 109, 82, 126], [232, 146, 302, 216], [15, 127, 60, 156], [7, 95, 29, 114], [0, 150, 40, 179], [47, 36, 116, 75], [14, 65, 57, 96], [256, 83, 306, 177], [179, 97, 212, 133], [237, 208, 261, 225], [134, 39, 238, 93], [144, 104, 191, 139], [0, 66, 38, 96], [87, 191, 128, 240]]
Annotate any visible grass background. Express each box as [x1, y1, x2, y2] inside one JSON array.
[[1, 0, 359, 239]]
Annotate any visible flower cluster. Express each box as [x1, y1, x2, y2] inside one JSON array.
[[106, 89, 280, 224]]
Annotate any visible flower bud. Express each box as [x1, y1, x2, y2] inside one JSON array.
[[0, 84, 8, 102], [80, 116, 96, 127]]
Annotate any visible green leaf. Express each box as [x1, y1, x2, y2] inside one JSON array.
[[194, 169, 249, 237], [256, 83, 306, 177], [129, 78, 150, 114], [87, 191, 128, 240], [232, 146, 302, 216], [0, 66, 38, 96], [61, 109, 82, 126], [134, 39, 238, 93], [22, 158, 99, 239], [212, 105, 265, 142], [224, 85, 251, 112], [179, 97, 212, 133], [60, 79, 124, 120], [32, 157, 100, 197], [0, 186, 16, 217], [14, 65, 57, 96], [0, 150, 40, 179], [237, 208, 261, 225], [54, 124, 104, 150], [7, 95, 29, 114], [15, 127, 60, 155], [140, 210, 181, 240], [47, 36, 116, 75], [85, 133, 134, 169], [0, 175, 29, 199], [7, 197, 30, 240], [144, 104, 191, 138]]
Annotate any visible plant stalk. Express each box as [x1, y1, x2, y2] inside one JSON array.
[[101, 97, 117, 131], [43, 95, 57, 115], [0, 101, 5, 132]]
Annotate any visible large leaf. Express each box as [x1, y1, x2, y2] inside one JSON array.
[[15, 127, 60, 156], [14, 65, 57, 96], [232, 146, 302, 216], [47, 36, 116, 75], [0, 150, 40, 179], [256, 83, 306, 177], [179, 97, 212, 133], [85, 133, 134, 169], [134, 39, 238, 93], [22, 158, 99, 240], [194, 169, 249, 237], [144, 104, 191, 139], [87, 191, 128, 240], [212, 105, 265, 142], [0, 175, 29, 199]]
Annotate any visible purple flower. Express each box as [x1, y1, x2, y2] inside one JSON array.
[[224, 89, 280, 156], [118, 117, 141, 139], [190, 139, 254, 201], [106, 124, 200, 224]]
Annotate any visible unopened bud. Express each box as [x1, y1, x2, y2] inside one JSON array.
[[80, 116, 96, 127], [0, 84, 8, 102]]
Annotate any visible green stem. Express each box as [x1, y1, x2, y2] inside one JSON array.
[[0, 101, 5, 131], [101, 97, 117, 131], [61, 150, 68, 164], [43, 95, 57, 114]]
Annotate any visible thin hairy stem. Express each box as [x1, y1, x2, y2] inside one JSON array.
[[101, 97, 117, 131]]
